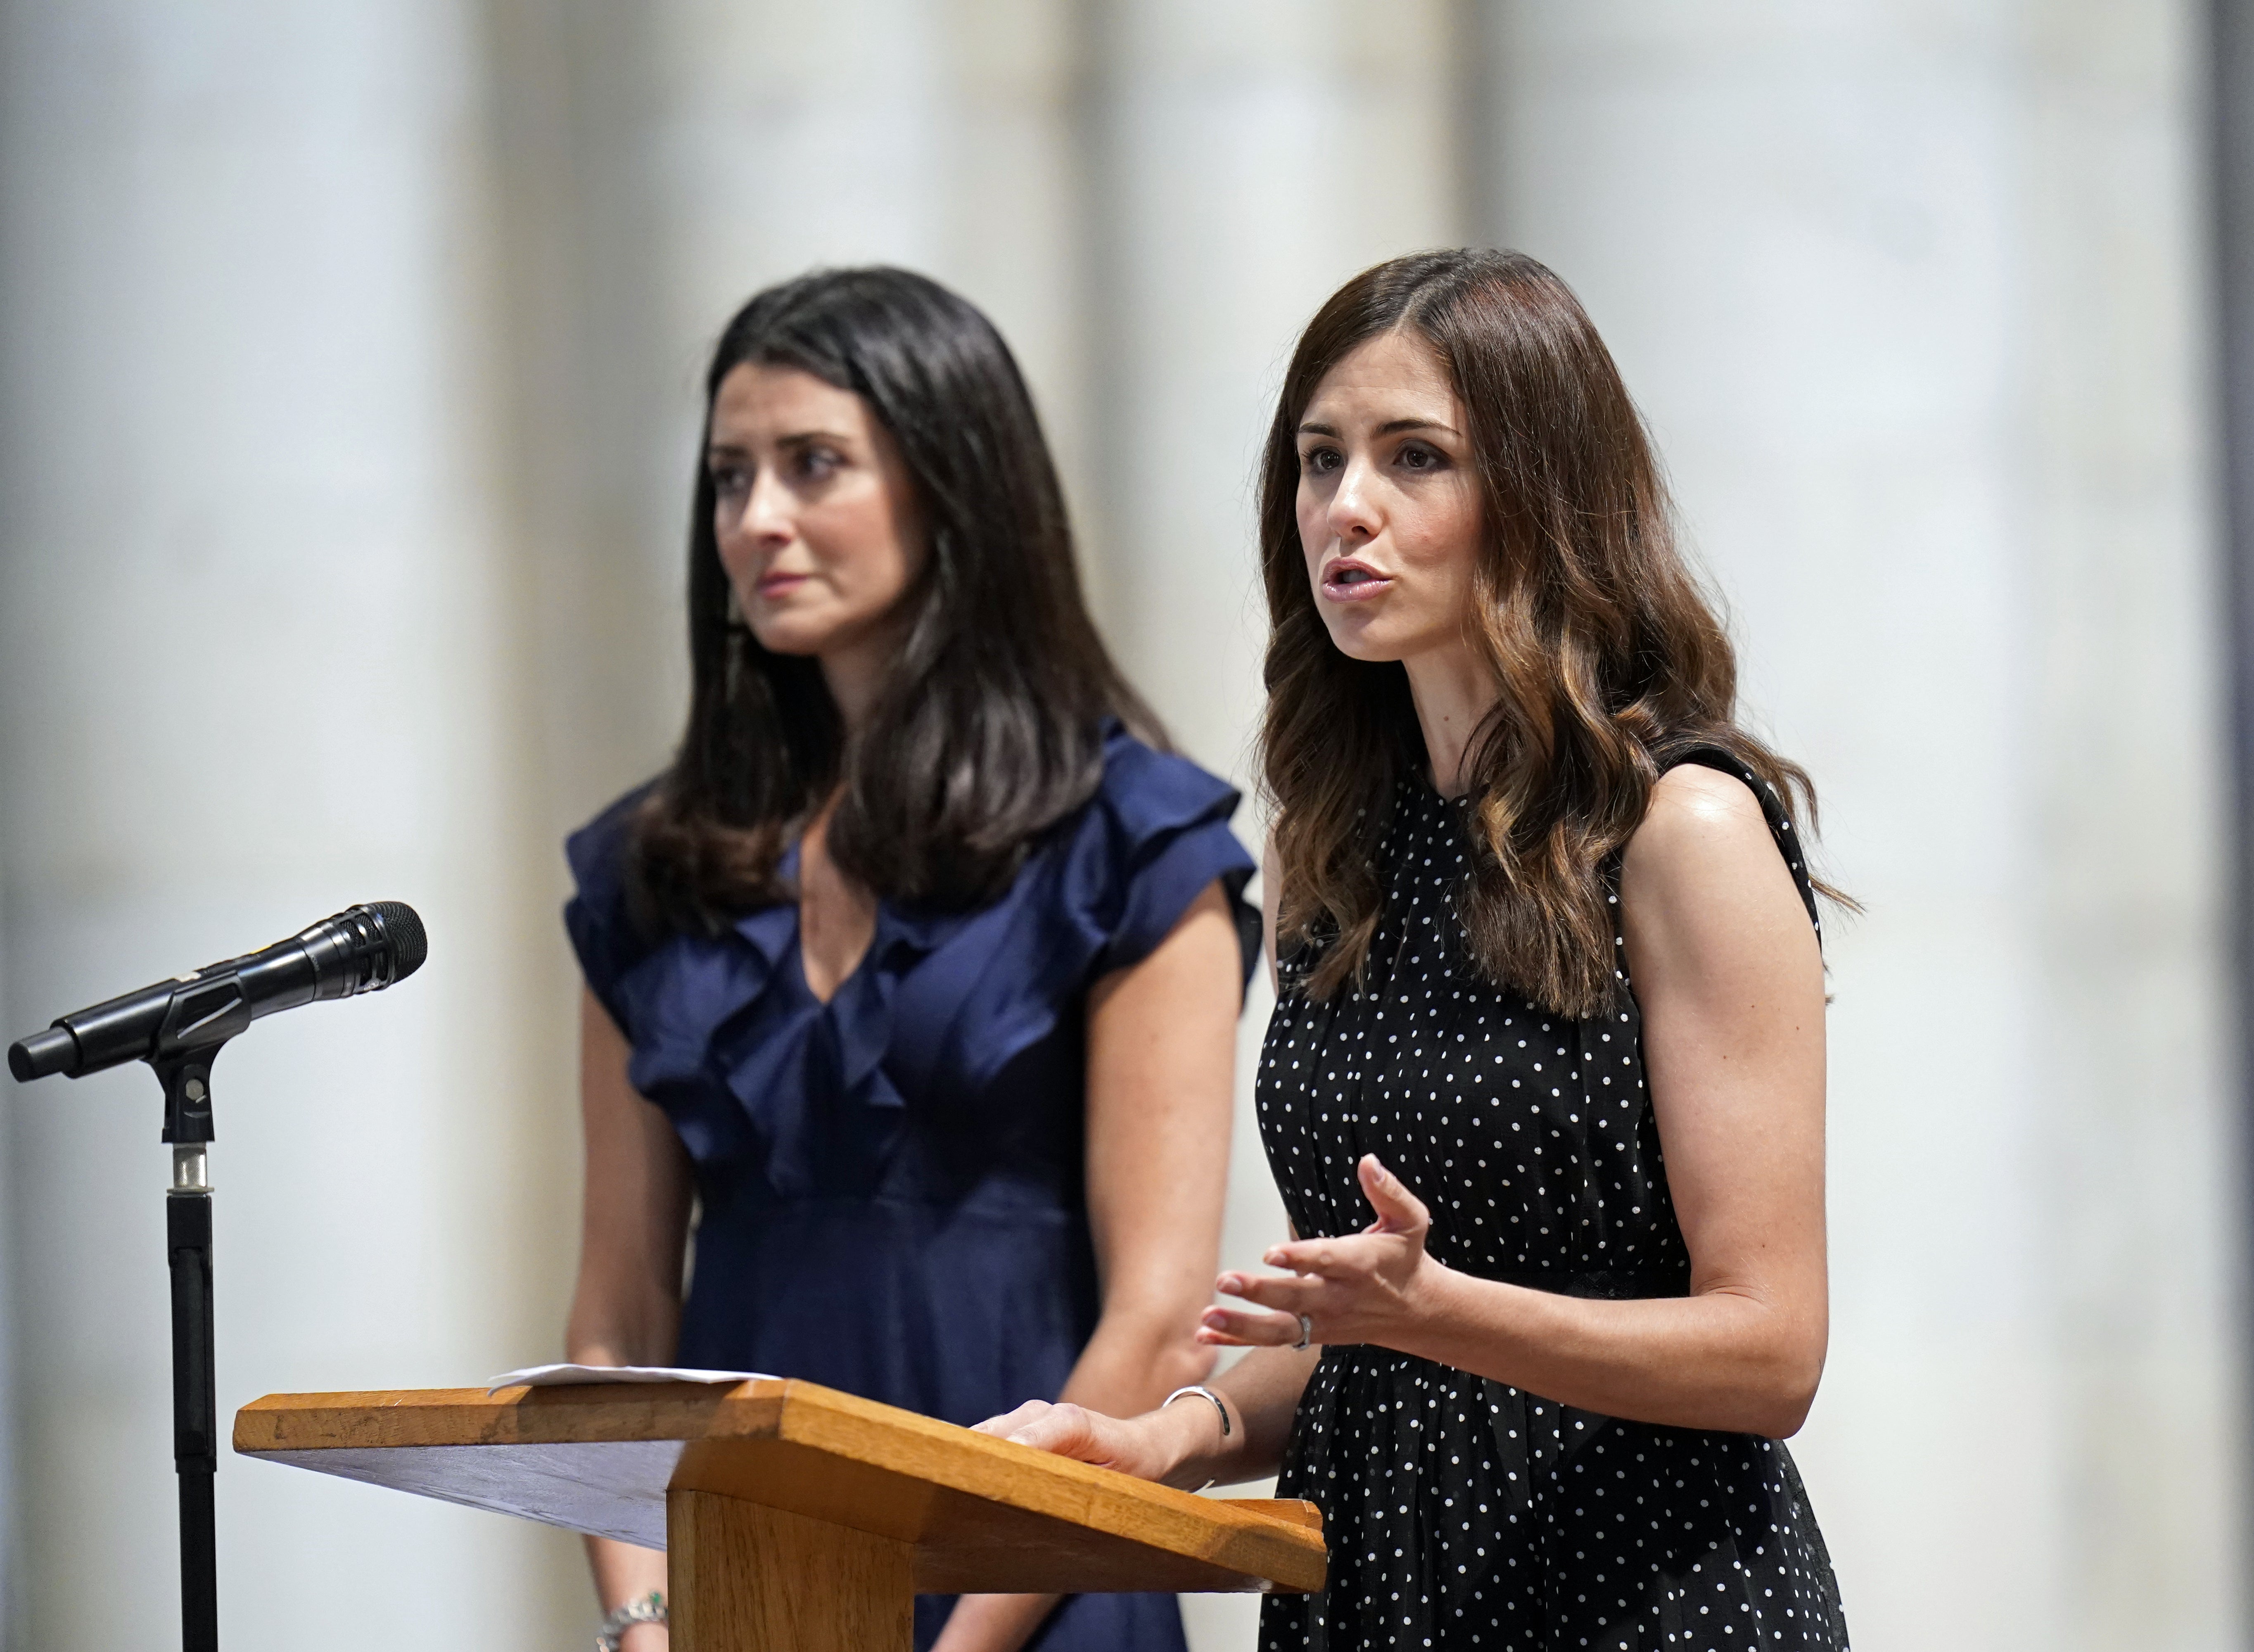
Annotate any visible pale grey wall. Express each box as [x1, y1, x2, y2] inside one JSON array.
[[1484, 4, 2240, 1646]]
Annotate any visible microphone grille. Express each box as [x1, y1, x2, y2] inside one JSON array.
[[369, 902, 428, 983]]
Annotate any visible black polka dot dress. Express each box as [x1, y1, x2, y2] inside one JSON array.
[[1256, 755, 1848, 1651]]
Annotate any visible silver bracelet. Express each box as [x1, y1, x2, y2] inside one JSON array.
[[1162, 1384, 1232, 1440], [596, 1590, 666, 1652], [1163, 1384, 1233, 1493]]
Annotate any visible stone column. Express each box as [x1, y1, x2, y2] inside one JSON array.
[[1080, 1, 1465, 774], [1482, 4, 2237, 1645], [0, 0, 574, 1645]]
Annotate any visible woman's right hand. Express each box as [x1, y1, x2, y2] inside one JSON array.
[[973, 1398, 1209, 1488]]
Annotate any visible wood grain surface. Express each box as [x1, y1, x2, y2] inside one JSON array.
[[235, 1379, 1325, 1595], [670, 1491, 912, 1652]]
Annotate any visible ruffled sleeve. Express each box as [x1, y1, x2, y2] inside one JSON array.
[[882, 729, 1260, 1106], [562, 783, 659, 1043], [1080, 731, 1261, 990]]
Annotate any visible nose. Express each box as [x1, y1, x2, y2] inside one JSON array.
[[725, 465, 794, 550], [1326, 455, 1381, 546]]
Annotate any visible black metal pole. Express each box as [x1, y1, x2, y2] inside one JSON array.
[[157, 1055, 219, 1652], [169, 1186, 217, 1652]]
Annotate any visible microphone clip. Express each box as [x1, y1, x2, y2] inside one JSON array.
[[149, 969, 246, 1149], [154, 1047, 221, 1148]]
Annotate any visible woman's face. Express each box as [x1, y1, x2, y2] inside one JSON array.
[[707, 361, 925, 665], [1295, 330, 1483, 667]]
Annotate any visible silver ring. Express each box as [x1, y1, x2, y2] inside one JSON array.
[[1293, 1313, 1313, 1350]]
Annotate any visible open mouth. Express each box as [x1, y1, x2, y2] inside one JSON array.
[[1321, 560, 1393, 602]]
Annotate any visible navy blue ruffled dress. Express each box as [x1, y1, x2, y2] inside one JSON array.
[[565, 726, 1257, 1652]]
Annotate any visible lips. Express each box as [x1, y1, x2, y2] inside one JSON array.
[[755, 571, 810, 600], [1320, 558, 1394, 603]]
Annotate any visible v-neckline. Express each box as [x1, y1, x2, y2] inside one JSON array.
[[795, 906, 878, 1007], [780, 838, 878, 1007]]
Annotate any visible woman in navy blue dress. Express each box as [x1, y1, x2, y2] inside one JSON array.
[[562, 268, 1256, 1652]]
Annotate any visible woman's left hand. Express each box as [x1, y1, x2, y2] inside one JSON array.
[[1198, 1155, 1449, 1350]]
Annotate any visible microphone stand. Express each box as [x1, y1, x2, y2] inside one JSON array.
[[5, 900, 426, 1652], [154, 1048, 221, 1652], [5, 899, 427, 1650]]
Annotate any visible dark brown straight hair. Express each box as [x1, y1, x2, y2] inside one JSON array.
[[1260, 249, 1842, 1016], [630, 266, 1160, 932]]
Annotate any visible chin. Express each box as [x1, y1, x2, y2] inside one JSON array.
[[747, 619, 832, 658], [1319, 616, 1410, 665]]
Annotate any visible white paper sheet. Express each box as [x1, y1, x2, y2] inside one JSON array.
[[485, 1363, 778, 1395]]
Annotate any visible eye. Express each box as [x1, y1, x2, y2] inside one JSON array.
[[1299, 444, 1343, 476], [793, 445, 842, 482], [1397, 441, 1446, 472], [710, 461, 751, 502]]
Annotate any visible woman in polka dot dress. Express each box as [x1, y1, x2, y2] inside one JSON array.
[[983, 249, 1850, 1650]]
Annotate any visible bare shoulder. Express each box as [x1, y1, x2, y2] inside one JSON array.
[[1622, 764, 1810, 961], [1628, 764, 1770, 868]]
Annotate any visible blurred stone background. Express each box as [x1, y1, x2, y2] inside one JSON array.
[[0, 2, 2241, 1647]]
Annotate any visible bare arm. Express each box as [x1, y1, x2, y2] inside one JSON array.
[[1181, 838, 1319, 1481], [975, 846, 1316, 1494], [936, 881, 1242, 1652], [566, 990, 694, 1647], [992, 767, 1829, 1492], [1201, 766, 1829, 1437]]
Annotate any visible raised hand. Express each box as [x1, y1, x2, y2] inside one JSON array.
[[1198, 1155, 1444, 1350]]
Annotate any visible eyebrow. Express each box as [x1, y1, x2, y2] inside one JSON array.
[[706, 430, 853, 456], [1295, 418, 1462, 438]]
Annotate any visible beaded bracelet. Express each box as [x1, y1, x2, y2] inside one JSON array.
[[596, 1590, 667, 1652]]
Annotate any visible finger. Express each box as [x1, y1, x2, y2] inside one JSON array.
[[999, 1401, 1099, 1457], [1199, 1303, 1304, 1346], [970, 1400, 1052, 1438], [1253, 1241, 1354, 1279], [1358, 1154, 1431, 1234], [1217, 1269, 1326, 1313]]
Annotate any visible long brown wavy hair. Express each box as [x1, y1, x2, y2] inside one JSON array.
[[1260, 249, 1841, 1016]]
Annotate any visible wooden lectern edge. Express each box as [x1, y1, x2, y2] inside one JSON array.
[[1226, 1497, 1320, 1531], [234, 1380, 1320, 1533], [234, 1378, 1325, 1591]]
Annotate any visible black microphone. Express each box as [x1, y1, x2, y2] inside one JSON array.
[[7, 902, 428, 1083]]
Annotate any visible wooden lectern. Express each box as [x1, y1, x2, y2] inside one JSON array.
[[235, 1379, 1326, 1650]]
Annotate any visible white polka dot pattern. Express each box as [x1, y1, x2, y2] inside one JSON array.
[[1255, 754, 1848, 1650]]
